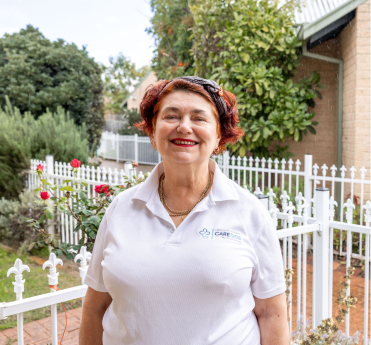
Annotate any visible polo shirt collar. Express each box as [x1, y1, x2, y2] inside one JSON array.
[[132, 158, 239, 204]]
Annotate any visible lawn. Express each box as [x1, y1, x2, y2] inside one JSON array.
[[0, 247, 82, 330]]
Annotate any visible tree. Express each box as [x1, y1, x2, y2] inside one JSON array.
[[146, 0, 194, 79], [190, 0, 324, 158], [0, 25, 104, 147], [118, 108, 145, 136], [102, 53, 150, 114]]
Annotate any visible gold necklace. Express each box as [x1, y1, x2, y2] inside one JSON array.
[[159, 171, 212, 220]]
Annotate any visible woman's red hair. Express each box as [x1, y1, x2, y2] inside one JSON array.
[[135, 78, 244, 153]]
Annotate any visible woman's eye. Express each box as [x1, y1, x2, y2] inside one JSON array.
[[195, 118, 206, 122]]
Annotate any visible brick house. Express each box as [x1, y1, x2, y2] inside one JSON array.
[[122, 0, 370, 188], [278, 0, 370, 189]]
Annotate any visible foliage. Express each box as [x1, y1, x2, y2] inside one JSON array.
[[0, 246, 81, 330], [0, 25, 104, 146], [147, 0, 194, 79], [0, 190, 43, 248], [288, 267, 359, 345], [190, 0, 324, 158], [27, 161, 147, 259], [102, 53, 150, 114], [118, 108, 145, 136], [0, 100, 90, 199]]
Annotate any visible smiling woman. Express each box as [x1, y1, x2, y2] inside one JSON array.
[[80, 76, 289, 345]]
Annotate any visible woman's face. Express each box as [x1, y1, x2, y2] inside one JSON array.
[[154, 91, 220, 167]]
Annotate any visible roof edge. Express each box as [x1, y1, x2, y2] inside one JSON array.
[[300, 0, 368, 40], [120, 70, 153, 108]]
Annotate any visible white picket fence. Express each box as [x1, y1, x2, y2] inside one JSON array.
[[97, 131, 161, 165], [28, 150, 371, 260], [2, 187, 371, 344]]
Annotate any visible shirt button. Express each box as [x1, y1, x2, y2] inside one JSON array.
[[169, 228, 174, 233]]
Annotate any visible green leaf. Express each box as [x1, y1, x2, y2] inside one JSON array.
[[63, 180, 72, 183], [28, 242, 36, 251], [45, 237, 53, 244], [66, 253, 74, 260], [79, 191, 87, 202], [255, 84, 262, 96], [46, 211, 54, 220], [64, 186, 74, 192], [239, 146, 246, 157], [57, 204, 65, 213], [242, 53, 250, 64], [39, 214, 47, 224], [252, 132, 260, 142]]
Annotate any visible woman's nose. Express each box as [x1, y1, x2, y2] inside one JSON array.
[[177, 118, 193, 134]]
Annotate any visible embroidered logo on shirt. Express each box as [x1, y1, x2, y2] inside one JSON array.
[[198, 228, 242, 243], [214, 229, 242, 243], [199, 228, 211, 239]]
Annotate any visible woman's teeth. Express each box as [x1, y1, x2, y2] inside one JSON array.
[[173, 140, 197, 145]]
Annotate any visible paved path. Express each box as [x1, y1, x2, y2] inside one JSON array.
[[1, 259, 369, 343], [99, 158, 154, 175], [0, 307, 82, 345]]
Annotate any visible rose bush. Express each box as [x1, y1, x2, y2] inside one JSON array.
[[27, 160, 146, 260]]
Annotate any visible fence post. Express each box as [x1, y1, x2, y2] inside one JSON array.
[[45, 155, 55, 243], [304, 154, 313, 208], [313, 187, 330, 326], [134, 133, 139, 163], [116, 133, 120, 163], [223, 151, 230, 177]]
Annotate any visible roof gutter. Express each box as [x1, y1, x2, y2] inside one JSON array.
[[299, 0, 367, 40], [302, 41, 344, 204]]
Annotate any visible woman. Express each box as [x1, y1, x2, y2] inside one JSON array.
[[80, 77, 288, 345]]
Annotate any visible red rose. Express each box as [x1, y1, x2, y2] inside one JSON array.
[[70, 159, 81, 168], [95, 184, 109, 194], [120, 185, 124, 188], [132, 161, 139, 168], [40, 191, 50, 200], [37, 164, 44, 172]]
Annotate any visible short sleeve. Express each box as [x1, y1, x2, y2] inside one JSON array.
[[250, 216, 286, 299], [84, 214, 109, 292]]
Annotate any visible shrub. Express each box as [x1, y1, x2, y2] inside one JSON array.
[[0, 100, 90, 199], [27, 160, 146, 258], [0, 25, 104, 146], [0, 190, 43, 248]]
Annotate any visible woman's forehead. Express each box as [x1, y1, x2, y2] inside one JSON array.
[[159, 91, 214, 114]]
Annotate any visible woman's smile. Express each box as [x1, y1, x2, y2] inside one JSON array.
[[170, 138, 199, 147]]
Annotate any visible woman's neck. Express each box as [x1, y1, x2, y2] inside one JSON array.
[[161, 160, 211, 210]]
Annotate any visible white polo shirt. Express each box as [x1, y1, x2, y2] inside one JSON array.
[[85, 159, 285, 345]]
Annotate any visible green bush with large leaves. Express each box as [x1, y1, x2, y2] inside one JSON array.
[[190, 0, 324, 158], [148, 0, 324, 158], [0, 25, 104, 146], [0, 100, 90, 199]]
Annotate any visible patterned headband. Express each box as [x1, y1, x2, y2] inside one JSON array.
[[171, 76, 228, 117]]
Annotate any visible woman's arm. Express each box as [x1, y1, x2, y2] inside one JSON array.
[[254, 293, 289, 345], [79, 287, 112, 345]]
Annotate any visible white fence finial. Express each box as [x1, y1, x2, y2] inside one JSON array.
[[253, 187, 263, 196], [329, 196, 338, 221], [343, 198, 355, 224], [7, 259, 30, 298], [295, 192, 305, 216], [269, 206, 279, 228], [287, 201, 296, 227], [43, 253, 63, 289], [267, 189, 276, 211], [74, 246, 92, 284], [362, 201, 371, 224], [280, 190, 290, 213]]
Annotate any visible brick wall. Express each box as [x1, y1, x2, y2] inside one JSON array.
[[339, 1, 370, 184], [270, 39, 340, 170]]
